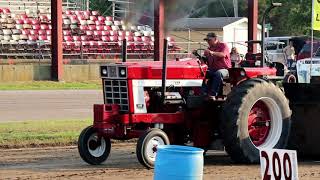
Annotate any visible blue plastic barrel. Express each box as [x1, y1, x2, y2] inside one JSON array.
[[154, 145, 204, 180]]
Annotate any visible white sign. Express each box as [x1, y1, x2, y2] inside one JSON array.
[[296, 60, 320, 83], [260, 149, 298, 180]]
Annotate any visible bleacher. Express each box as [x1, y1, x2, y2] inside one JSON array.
[[0, 6, 181, 61], [0, 0, 80, 15]]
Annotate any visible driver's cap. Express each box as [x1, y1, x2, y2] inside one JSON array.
[[204, 32, 217, 41]]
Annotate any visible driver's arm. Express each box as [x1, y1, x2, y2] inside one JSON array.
[[207, 43, 228, 58], [209, 51, 225, 58]]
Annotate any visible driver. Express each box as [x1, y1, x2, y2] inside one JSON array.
[[202, 33, 231, 97]]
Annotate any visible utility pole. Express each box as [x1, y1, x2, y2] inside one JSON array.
[[233, 0, 238, 17]]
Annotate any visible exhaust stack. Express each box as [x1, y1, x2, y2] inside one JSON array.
[[161, 39, 168, 103]]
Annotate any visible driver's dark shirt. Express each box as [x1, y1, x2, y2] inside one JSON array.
[[206, 42, 231, 70]]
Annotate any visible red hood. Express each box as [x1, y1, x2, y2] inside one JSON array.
[[117, 58, 207, 79]]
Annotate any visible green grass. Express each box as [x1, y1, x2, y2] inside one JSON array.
[[0, 119, 92, 148], [0, 81, 102, 90]]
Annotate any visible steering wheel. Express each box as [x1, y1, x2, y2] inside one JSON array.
[[192, 48, 208, 63]]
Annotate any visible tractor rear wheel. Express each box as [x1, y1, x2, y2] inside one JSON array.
[[221, 79, 291, 163], [136, 128, 170, 169], [78, 126, 111, 165]]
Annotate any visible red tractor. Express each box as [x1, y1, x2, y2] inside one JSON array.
[[78, 38, 291, 168]]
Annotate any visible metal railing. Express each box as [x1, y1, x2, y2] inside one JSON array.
[[0, 40, 257, 64], [0, 0, 81, 14]]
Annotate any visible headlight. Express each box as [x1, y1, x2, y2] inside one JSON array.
[[120, 69, 126, 76], [100, 66, 108, 77], [102, 69, 107, 75], [118, 67, 127, 78]]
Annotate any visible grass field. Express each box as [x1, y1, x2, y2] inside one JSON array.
[[0, 119, 92, 148], [0, 81, 101, 90]]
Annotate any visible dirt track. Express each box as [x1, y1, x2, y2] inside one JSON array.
[[1, 143, 320, 180], [0, 90, 102, 122]]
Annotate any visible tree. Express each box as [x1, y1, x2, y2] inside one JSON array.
[[191, 0, 315, 37]]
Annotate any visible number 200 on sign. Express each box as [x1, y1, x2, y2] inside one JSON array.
[[260, 149, 298, 180]]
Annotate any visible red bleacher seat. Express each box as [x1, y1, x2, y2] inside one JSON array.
[[96, 25, 104, 31], [105, 16, 112, 21], [101, 31, 110, 36], [21, 29, 30, 35], [32, 25, 40, 30], [3, 8, 10, 14], [39, 35, 47, 41], [84, 11, 90, 17], [73, 36, 81, 41], [41, 24, 49, 30], [110, 30, 118, 36], [80, 25, 88, 31], [90, 16, 97, 21], [28, 35, 38, 41], [126, 31, 134, 37], [75, 11, 82, 16], [78, 15, 86, 21], [32, 19, 39, 25], [40, 15, 49, 22], [125, 36, 134, 42], [86, 31, 94, 36], [24, 19, 32, 24], [110, 36, 118, 42], [64, 36, 72, 41], [88, 25, 96, 31], [102, 36, 110, 42], [104, 26, 112, 31], [80, 35, 89, 41], [95, 21, 103, 26], [63, 30, 71, 36], [38, 30, 46, 35], [66, 10, 73, 15], [98, 16, 105, 22], [93, 30, 102, 36], [15, 19, 24, 24], [30, 29, 38, 35], [92, 11, 99, 16]]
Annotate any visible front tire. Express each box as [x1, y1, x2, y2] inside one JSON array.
[[283, 72, 297, 83], [136, 128, 170, 169], [221, 79, 291, 163], [78, 126, 111, 165]]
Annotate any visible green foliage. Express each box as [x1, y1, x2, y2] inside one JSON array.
[[191, 0, 316, 37], [89, 0, 112, 16]]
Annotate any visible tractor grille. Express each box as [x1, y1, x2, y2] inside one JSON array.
[[104, 79, 129, 111]]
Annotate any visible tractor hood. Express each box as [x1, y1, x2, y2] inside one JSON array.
[[102, 58, 206, 80]]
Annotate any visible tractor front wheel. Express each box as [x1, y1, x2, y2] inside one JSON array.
[[221, 79, 291, 163], [136, 128, 170, 169], [78, 126, 111, 165], [283, 72, 297, 83]]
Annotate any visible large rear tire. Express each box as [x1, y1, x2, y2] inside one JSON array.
[[221, 79, 291, 163], [136, 128, 170, 169], [78, 126, 111, 165]]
